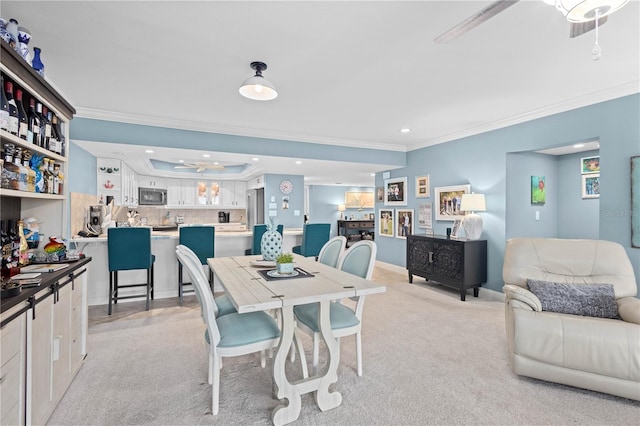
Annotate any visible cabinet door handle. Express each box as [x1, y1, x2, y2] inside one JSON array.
[[428, 251, 434, 263]]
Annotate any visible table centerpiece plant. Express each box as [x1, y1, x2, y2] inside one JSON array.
[[275, 252, 295, 274]]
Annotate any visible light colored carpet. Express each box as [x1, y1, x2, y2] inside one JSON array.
[[47, 268, 639, 425]]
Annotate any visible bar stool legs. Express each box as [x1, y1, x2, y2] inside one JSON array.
[[108, 267, 155, 315]]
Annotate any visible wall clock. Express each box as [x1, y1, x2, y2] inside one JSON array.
[[279, 180, 293, 194]]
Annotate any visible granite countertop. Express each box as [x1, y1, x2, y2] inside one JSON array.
[[71, 228, 303, 243]]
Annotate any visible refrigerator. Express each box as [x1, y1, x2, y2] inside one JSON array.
[[246, 188, 265, 228]]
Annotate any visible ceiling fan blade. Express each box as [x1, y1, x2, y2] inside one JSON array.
[[434, 0, 520, 44], [569, 15, 608, 38], [197, 166, 206, 172], [174, 165, 193, 169]]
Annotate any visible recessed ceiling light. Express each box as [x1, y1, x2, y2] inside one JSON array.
[[145, 149, 154, 154], [400, 128, 411, 133], [573, 144, 585, 148], [252, 157, 259, 162], [370, 173, 375, 176], [203, 154, 210, 158], [178, 159, 184, 163], [213, 161, 219, 165], [295, 161, 302, 165]]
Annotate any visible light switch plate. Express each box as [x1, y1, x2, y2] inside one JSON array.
[[382, 172, 390, 179]]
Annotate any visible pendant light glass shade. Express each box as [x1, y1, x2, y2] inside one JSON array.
[[239, 61, 278, 101], [555, 0, 630, 22]]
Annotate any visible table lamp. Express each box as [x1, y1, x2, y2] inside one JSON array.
[[338, 204, 346, 220], [460, 193, 486, 240]]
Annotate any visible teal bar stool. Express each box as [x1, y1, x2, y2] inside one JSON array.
[[245, 224, 284, 255], [292, 223, 331, 258], [107, 227, 155, 315], [178, 225, 215, 306]]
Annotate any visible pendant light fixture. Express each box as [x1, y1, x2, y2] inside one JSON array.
[[239, 61, 278, 101]]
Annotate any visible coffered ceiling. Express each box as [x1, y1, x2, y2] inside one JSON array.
[[3, 1, 639, 185]]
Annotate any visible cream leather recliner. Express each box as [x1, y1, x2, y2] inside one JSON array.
[[502, 238, 640, 401]]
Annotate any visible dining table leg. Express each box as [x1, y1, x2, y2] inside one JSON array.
[[315, 299, 342, 411], [272, 305, 302, 426]]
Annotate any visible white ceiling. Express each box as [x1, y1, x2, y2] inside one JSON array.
[[4, 1, 638, 185]]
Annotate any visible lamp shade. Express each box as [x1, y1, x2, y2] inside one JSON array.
[[555, 0, 630, 22], [459, 193, 486, 213], [460, 194, 486, 240], [337, 204, 346, 212], [239, 61, 278, 101]]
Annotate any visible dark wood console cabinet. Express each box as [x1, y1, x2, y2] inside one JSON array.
[[337, 220, 375, 247], [406, 234, 487, 301]]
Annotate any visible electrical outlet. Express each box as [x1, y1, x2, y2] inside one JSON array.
[[536, 211, 540, 221]]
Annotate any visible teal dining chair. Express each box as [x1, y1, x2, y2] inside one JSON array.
[[292, 223, 331, 258], [107, 227, 155, 315], [293, 240, 377, 376], [178, 225, 215, 306], [176, 244, 235, 317], [245, 223, 284, 255], [176, 247, 280, 415]]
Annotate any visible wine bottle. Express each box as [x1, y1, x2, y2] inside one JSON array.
[[13, 146, 27, 192], [27, 97, 40, 145], [48, 157, 56, 194], [4, 80, 19, 135], [15, 88, 28, 140], [42, 105, 52, 151], [22, 151, 35, 192], [0, 75, 9, 132], [8, 220, 19, 269], [56, 116, 66, 156], [48, 110, 59, 154], [36, 102, 47, 148], [1, 220, 10, 278]]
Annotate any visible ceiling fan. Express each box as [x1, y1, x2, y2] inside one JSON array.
[[174, 162, 225, 172], [434, 0, 629, 44]]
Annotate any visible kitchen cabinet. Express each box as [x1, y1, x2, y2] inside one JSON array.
[[121, 162, 138, 207], [196, 180, 221, 206], [0, 259, 90, 426], [406, 234, 487, 301], [167, 178, 196, 207], [138, 175, 166, 189], [0, 41, 74, 239], [0, 313, 25, 426], [221, 181, 246, 208]]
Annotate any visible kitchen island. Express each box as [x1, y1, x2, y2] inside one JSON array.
[[71, 227, 302, 306]]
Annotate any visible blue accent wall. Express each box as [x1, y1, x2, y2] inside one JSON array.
[[308, 185, 375, 236], [263, 174, 305, 229], [68, 141, 96, 195], [376, 94, 640, 294]]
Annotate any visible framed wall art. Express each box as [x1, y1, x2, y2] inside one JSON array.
[[377, 187, 384, 201], [345, 191, 374, 209], [434, 184, 470, 221], [581, 156, 600, 174], [531, 176, 546, 205], [395, 209, 414, 239], [384, 177, 408, 206], [379, 209, 395, 237], [450, 219, 462, 239], [582, 173, 600, 199], [415, 175, 430, 198], [632, 156, 639, 248]]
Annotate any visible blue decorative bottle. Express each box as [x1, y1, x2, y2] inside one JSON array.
[[31, 47, 44, 77]]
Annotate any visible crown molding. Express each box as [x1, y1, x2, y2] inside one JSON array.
[[410, 80, 640, 151], [74, 108, 406, 153]]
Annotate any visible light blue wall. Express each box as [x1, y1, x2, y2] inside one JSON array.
[[558, 149, 600, 239], [68, 141, 96, 195], [506, 152, 558, 239], [308, 185, 375, 237], [376, 94, 640, 294], [263, 174, 305, 229]]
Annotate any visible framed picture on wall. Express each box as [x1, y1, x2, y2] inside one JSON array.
[[379, 209, 395, 237], [384, 177, 408, 206], [345, 191, 374, 209], [581, 156, 600, 174], [434, 184, 470, 221], [395, 209, 414, 239], [415, 175, 430, 198], [531, 176, 546, 205], [582, 173, 600, 199], [377, 187, 384, 201]]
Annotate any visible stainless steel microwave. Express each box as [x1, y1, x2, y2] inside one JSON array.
[[138, 187, 167, 205]]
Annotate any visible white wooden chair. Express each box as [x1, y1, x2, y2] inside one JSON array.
[[317, 235, 347, 268], [176, 246, 280, 415], [176, 244, 236, 317], [293, 240, 376, 376]]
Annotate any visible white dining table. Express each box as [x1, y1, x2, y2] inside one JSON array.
[[207, 254, 385, 426]]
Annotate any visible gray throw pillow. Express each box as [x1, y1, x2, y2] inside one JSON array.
[[526, 279, 620, 319]]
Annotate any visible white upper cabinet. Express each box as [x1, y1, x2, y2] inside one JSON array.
[[167, 178, 195, 207], [221, 181, 246, 208], [138, 175, 166, 189]]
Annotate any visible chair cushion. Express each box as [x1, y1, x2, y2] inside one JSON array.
[[294, 302, 360, 332], [526, 279, 620, 319], [214, 311, 280, 348], [215, 294, 236, 317]]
